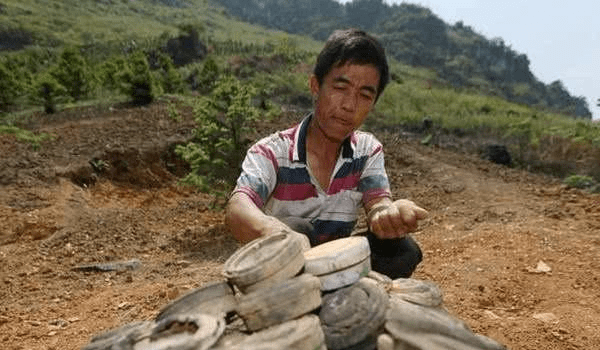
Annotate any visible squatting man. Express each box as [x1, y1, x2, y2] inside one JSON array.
[[225, 29, 428, 279]]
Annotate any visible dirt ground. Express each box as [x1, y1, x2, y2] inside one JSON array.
[[1, 100, 599, 350]]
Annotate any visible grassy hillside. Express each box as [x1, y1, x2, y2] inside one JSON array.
[[0, 0, 323, 49], [1, 0, 599, 185]]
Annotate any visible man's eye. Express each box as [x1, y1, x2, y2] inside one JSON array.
[[361, 92, 375, 100]]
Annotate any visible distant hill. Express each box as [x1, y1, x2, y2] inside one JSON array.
[[214, 0, 592, 119], [0, 0, 591, 119]]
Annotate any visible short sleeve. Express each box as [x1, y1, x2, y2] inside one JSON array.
[[358, 136, 391, 205], [231, 141, 279, 209]]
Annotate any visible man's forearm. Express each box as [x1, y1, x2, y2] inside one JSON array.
[[225, 192, 283, 243]]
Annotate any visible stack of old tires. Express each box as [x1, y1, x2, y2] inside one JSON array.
[[82, 230, 507, 350]]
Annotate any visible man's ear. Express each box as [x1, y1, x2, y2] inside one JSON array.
[[309, 74, 320, 96]]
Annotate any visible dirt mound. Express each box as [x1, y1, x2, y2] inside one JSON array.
[[1, 101, 599, 350]]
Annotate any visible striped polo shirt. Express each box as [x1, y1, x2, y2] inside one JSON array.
[[232, 114, 391, 245]]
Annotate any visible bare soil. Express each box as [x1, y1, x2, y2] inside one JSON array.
[[1, 100, 599, 350]]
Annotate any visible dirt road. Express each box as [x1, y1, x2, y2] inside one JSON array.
[[1, 101, 599, 349]]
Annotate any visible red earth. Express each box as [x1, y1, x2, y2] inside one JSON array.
[[1, 100, 599, 350]]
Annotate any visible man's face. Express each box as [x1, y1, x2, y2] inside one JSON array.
[[310, 62, 380, 143]]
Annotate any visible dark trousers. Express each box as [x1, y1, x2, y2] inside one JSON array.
[[366, 232, 423, 279], [280, 217, 423, 279]]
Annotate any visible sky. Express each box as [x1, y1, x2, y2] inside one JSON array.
[[337, 0, 600, 120]]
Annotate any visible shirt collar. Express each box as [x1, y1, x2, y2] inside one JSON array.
[[293, 113, 355, 163]]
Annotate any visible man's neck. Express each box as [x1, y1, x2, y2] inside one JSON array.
[[306, 118, 344, 162]]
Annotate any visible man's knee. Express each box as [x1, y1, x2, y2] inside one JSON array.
[[368, 234, 423, 279]]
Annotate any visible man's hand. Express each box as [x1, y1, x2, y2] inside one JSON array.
[[368, 199, 428, 239]]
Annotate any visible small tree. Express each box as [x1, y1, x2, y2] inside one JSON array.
[[175, 75, 259, 191], [0, 61, 21, 113], [35, 73, 68, 114], [157, 52, 185, 94], [119, 50, 159, 105], [52, 46, 92, 101], [188, 56, 220, 93], [99, 55, 129, 91]]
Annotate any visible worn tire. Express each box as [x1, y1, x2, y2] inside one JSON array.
[[387, 278, 444, 308], [236, 274, 322, 332], [132, 314, 225, 350], [320, 277, 389, 350], [316, 256, 371, 291], [225, 314, 325, 350], [304, 236, 370, 276], [82, 321, 153, 350], [155, 280, 236, 321], [223, 230, 305, 293], [385, 298, 506, 350]]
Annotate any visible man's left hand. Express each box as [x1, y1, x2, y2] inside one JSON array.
[[368, 199, 428, 239]]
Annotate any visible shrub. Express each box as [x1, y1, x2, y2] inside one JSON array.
[[175, 75, 259, 192], [563, 174, 595, 189], [187, 56, 220, 94], [99, 55, 129, 91], [156, 52, 185, 94], [52, 46, 93, 101], [119, 50, 159, 105], [34, 73, 68, 114], [0, 61, 21, 112]]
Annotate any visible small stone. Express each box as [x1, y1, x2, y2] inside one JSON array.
[[533, 312, 558, 323], [484, 310, 501, 319], [527, 261, 552, 274]]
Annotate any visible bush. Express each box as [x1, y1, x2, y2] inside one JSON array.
[[187, 56, 220, 94], [175, 75, 259, 191], [52, 46, 93, 101], [563, 174, 595, 189], [0, 61, 21, 112], [35, 73, 68, 114], [99, 55, 129, 91], [118, 50, 159, 105], [156, 52, 185, 94]]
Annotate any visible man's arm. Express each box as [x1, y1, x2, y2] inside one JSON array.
[[225, 192, 291, 243], [365, 197, 428, 239]]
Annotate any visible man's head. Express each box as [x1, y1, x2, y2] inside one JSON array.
[[313, 29, 389, 101]]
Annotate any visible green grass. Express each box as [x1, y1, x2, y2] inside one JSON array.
[[0, 124, 54, 149], [0, 0, 323, 50], [376, 64, 600, 147]]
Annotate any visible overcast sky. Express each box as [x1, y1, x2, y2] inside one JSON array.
[[337, 0, 600, 119]]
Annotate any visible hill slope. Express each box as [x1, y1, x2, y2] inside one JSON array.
[[0, 100, 599, 350], [213, 0, 591, 118]]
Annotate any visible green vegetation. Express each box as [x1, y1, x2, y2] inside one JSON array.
[[563, 175, 596, 190], [215, 0, 591, 119], [175, 75, 260, 192], [1, 0, 600, 190], [0, 125, 53, 149]]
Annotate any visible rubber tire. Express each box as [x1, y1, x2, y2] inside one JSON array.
[[236, 273, 322, 332], [385, 298, 506, 350], [388, 278, 444, 308], [155, 280, 236, 321], [226, 314, 325, 350], [81, 321, 153, 350], [132, 314, 225, 350], [222, 230, 304, 292], [320, 277, 389, 350], [316, 256, 371, 291], [304, 236, 370, 276]]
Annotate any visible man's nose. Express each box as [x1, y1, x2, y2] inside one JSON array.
[[341, 91, 357, 112]]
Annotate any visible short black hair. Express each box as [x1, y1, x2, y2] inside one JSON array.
[[313, 29, 390, 101]]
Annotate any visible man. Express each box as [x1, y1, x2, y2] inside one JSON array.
[[225, 29, 428, 279]]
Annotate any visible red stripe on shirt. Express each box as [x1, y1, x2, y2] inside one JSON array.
[[272, 183, 318, 201], [328, 173, 361, 194], [252, 144, 278, 170]]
